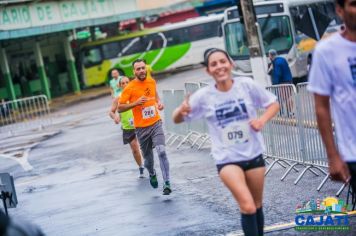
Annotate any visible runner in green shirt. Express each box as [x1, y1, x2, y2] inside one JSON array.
[[109, 76, 144, 178]]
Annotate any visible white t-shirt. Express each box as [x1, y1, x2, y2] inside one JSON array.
[[185, 76, 277, 165], [307, 33, 356, 162]]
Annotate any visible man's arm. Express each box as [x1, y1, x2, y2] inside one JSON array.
[[156, 88, 164, 110], [155, 88, 161, 103], [118, 102, 138, 113], [118, 96, 148, 112], [314, 94, 350, 182]]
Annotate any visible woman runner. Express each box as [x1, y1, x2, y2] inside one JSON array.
[[173, 48, 279, 236]]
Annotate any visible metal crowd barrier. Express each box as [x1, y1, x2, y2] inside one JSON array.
[[179, 82, 210, 149], [295, 83, 329, 191], [262, 84, 330, 189], [163, 82, 211, 150], [163, 82, 342, 194], [0, 95, 52, 135], [163, 90, 189, 146], [184, 82, 200, 95]]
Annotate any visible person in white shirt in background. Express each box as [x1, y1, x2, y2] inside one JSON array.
[[308, 0, 356, 192], [109, 68, 122, 98]]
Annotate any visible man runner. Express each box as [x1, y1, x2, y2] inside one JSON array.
[[118, 59, 172, 195]]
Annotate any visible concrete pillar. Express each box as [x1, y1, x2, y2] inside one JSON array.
[[0, 48, 16, 101], [239, 0, 271, 87], [64, 38, 81, 94], [34, 42, 51, 100]]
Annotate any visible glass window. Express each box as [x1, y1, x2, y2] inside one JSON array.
[[143, 33, 164, 50], [165, 28, 187, 46], [225, 16, 293, 59], [164, 20, 221, 47], [119, 37, 145, 56], [83, 47, 102, 68], [224, 22, 249, 59], [102, 42, 121, 59], [260, 16, 293, 52], [188, 21, 220, 41]]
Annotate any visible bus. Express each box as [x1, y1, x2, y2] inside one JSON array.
[[222, 0, 342, 79], [80, 14, 224, 87]]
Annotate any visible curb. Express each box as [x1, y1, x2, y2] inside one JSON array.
[[49, 91, 110, 112]]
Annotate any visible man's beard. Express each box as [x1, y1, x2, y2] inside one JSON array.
[[137, 73, 147, 81]]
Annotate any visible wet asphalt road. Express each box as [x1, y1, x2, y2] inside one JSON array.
[[1, 67, 355, 236]]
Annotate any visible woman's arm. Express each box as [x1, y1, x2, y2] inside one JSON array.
[[118, 96, 150, 113], [172, 95, 191, 124], [249, 102, 279, 131], [109, 98, 121, 124]]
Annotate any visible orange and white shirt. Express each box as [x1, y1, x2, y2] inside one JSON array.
[[119, 77, 160, 128]]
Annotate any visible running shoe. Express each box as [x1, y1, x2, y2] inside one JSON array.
[[163, 181, 172, 195], [139, 167, 145, 178], [149, 173, 158, 188]]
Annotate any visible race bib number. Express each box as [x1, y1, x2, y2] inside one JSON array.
[[129, 118, 134, 126], [222, 121, 250, 145], [142, 106, 156, 119]]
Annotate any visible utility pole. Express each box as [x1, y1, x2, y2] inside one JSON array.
[[237, 0, 271, 87]]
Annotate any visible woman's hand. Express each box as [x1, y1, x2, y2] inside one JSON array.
[[251, 102, 279, 131], [114, 115, 121, 124], [173, 94, 191, 123], [179, 95, 191, 116], [249, 119, 265, 132]]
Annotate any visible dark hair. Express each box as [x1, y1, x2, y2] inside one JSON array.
[[111, 68, 119, 74], [132, 58, 146, 67], [335, 0, 345, 7], [203, 48, 232, 67]]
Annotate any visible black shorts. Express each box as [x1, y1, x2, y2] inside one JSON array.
[[123, 129, 136, 145], [216, 154, 265, 174]]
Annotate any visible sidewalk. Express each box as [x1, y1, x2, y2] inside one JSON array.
[[49, 86, 110, 112]]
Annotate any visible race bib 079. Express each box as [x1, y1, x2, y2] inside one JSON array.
[[142, 106, 156, 119], [222, 121, 250, 146]]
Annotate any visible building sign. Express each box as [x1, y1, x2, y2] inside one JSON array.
[[0, 0, 136, 30]]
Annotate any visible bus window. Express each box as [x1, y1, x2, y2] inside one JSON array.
[[225, 16, 292, 59], [260, 16, 293, 53], [290, 4, 334, 41], [188, 21, 220, 41], [143, 34, 164, 50], [102, 42, 121, 59], [120, 37, 145, 56], [165, 28, 187, 46], [224, 22, 249, 59], [83, 47, 102, 67]]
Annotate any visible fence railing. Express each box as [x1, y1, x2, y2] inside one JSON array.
[[0, 95, 52, 135], [163, 82, 343, 195]]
